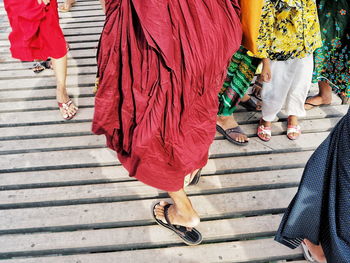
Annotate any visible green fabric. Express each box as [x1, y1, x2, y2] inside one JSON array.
[[218, 46, 261, 116], [313, 0, 350, 97]]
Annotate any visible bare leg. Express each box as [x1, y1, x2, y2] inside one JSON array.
[[154, 189, 200, 228], [217, 115, 249, 143], [305, 81, 332, 110], [51, 55, 78, 119], [304, 239, 327, 263]]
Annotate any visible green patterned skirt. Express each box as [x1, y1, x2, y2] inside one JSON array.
[[313, 0, 350, 97], [218, 46, 261, 116]]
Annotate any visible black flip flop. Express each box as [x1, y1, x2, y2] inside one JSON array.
[[304, 96, 330, 110], [216, 124, 249, 146], [152, 203, 203, 246]]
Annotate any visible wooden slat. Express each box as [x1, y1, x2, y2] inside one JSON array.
[[0, 238, 302, 263], [0, 104, 346, 127], [0, 187, 298, 232], [0, 97, 95, 113], [0, 66, 96, 79], [0, 87, 93, 101], [0, 108, 93, 127], [0, 168, 303, 205], [0, 115, 340, 140], [0, 58, 97, 71], [0, 215, 284, 254], [0, 49, 96, 64], [0, 145, 313, 173]]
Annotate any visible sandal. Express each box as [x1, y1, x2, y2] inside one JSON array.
[[250, 78, 263, 102], [184, 168, 202, 187], [257, 122, 271, 142], [32, 59, 52, 74], [58, 100, 78, 120], [32, 61, 45, 74], [59, 0, 76, 12], [287, 125, 301, 140], [304, 96, 331, 110], [152, 203, 202, 246], [216, 124, 249, 146], [239, 97, 259, 112]]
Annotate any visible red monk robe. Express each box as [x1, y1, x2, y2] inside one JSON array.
[[93, 0, 242, 191], [4, 0, 67, 61]]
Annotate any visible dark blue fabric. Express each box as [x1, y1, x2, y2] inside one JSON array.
[[275, 108, 350, 263]]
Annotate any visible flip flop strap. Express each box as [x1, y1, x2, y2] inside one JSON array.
[[226, 126, 244, 135], [163, 204, 188, 236], [163, 204, 175, 228], [58, 100, 73, 110]]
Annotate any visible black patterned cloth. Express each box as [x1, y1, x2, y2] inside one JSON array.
[[275, 108, 350, 263]]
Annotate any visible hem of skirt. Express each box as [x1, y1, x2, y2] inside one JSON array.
[[274, 235, 303, 250], [10, 48, 68, 62]]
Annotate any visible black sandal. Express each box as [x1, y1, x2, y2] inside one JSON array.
[[239, 97, 258, 111], [152, 203, 203, 246], [32, 61, 46, 74], [184, 168, 202, 187], [216, 124, 249, 146], [32, 59, 52, 74]]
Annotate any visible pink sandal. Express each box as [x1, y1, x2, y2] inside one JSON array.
[[287, 125, 301, 140], [257, 124, 271, 142], [58, 100, 78, 120]]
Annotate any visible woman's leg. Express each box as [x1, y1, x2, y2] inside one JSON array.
[[51, 55, 78, 119], [154, 189, 200, 228]]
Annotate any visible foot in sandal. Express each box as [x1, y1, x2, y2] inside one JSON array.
[[287, 115, 301, 140], [58, 0, 76, 12], [153, 201, 202, 245], [257, 118, 272, 142], [57, 88, 78, 120]]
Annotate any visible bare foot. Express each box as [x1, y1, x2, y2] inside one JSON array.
[[154, 201, 200, 228], [304, 239, 327, 263], [305, 95, 331, 110], [217, 115, 249, 143], [305, 81, 332, 110], [56, 87, 78, 120]]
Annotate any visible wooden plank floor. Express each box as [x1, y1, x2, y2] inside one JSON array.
[[0, 1, 347, 262]]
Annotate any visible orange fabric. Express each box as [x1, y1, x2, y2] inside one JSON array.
[[240, 0, 263, 55]]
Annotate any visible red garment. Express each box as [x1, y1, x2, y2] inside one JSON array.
[[93, 0, 242, 191], [4, 0, 67, 61]]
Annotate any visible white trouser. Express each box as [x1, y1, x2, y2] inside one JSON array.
[[261, 54, 313, 122]]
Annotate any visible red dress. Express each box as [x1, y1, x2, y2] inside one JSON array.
[[93, 0, 242, 191], [3, 0, 67, 61]]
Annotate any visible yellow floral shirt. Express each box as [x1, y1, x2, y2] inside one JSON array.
[[256, 0, 322, 60]]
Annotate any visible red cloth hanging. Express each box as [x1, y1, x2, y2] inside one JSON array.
[[93, 0, 242, 191], [4, 0, 67, 61]]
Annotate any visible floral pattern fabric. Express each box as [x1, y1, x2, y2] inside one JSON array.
[[256, 0, 322, 60], [312, 0, 350, 97]]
